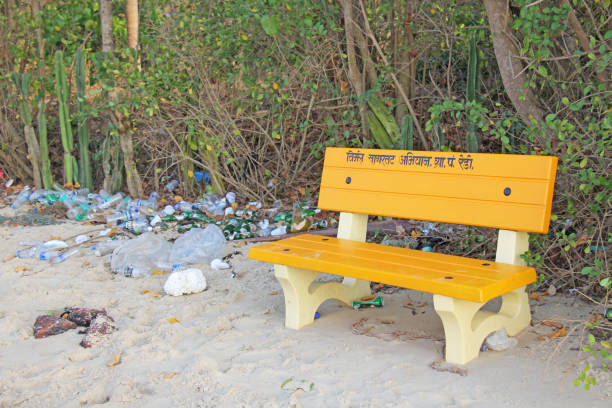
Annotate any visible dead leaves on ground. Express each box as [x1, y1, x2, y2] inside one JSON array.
[[107, 352, 122, 367], [537, 319, 567, 341], [143, 289, 161, 298]]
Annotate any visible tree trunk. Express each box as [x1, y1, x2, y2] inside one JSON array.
[[343, 0, 367, 132], [560, 0, 609, 87], [100, 0, 113, 53], [122, 0, 144, 197], [126, 0, 139, 51], [396, 0, 417, 123], [483, 0, 548, 143]]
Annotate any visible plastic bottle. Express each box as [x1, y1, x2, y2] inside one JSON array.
[[16, 240, 69, 258], [174, 201, 193, 212], [50, 248, 80, 264], [11, 187, 31, 209], [116, 264, 152, 278], [122, 218, 152, 234], [39, 250, 60, 260], [105, 209, 141, 224], [161, 205, 175, 215], [93, 240, 126, 256], [66, 204, 90, 220], [164, 179, 179, 192], [97, 193, 124, 210]]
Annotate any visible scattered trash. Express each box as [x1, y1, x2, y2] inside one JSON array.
[[210, 258, 230, 270], [61, 307, 108, 327], [33, 314, 77, 338], [314, 311, 321, 319], [111, 232, 172, 278], [484, 329, 518, 351], [164, 267, 207, 296], [80, 314, 117, 348], [169, 225, 226, 265], [352, 296, 384, 310], [33, 307, 115, 346]]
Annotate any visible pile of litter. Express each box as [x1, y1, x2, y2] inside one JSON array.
[[8, 180, 328, 240], [33, 307, 116, 348]]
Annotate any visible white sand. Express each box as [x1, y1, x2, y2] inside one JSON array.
[[0, 220, 610, 407]]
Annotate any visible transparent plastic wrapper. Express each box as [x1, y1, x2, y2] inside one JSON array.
[[11, 187, 31, 209], [164, 179, 179, 192], [110, 232, 172, 278], [169, 225, 226, 266]]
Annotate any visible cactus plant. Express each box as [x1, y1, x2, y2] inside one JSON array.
[[37, 96, 53, 189], [55, 50, 77, 186], [367, 97, 400, 148], [400, 114, 414, 150], [76, 47, 92, 191], [366, 97, 417, 151], [466, 34, 480, 153], [102, 130, 124, 194], [11, 72, 42, 188]]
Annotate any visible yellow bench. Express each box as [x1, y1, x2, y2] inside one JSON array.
[[249, 147, 558, 364]]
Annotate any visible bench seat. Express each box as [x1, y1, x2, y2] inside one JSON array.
[[249, 234, 536, 303]]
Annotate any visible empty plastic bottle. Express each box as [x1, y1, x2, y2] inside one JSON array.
[[105, 209, 141, 224], [93, 240, 126, 256], [66, 204, 90, 220], [39, 250, 60, 260], [97, 193, 124, 210], [164, 179, 179, 192], [174, 201, 193, 212], [16, 240, 69, 258], [50, 248, 80, 264], [116, 264, 152, 278], [122, 218, 152, 234], [11, 187, 31, 209]]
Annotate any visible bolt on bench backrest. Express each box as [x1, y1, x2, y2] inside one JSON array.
[[318, 148, 558, 234]]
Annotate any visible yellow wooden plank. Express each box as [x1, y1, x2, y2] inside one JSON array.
[[325, 147, 557, 179], [319, 148, 558, 233], [288, 235, 529, 280], [319, 188, 551, 233], [249, 235, 535, 302], [322, 167, 549, 205]]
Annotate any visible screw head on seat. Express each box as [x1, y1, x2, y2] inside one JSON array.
[[504, 187, 511, 196], [346, 177, 352, 184]]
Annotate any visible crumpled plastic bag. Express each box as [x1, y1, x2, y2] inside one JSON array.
[[110, 232, 172, 277], [484, 329, 518, 351], [169, 225, 226, 266]]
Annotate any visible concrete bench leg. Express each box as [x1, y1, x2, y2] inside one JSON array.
[[274, 265, 371, 329], [433, 286, 531, 364]]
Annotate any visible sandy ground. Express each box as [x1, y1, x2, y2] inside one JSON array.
[[0, 218, 610, 408]]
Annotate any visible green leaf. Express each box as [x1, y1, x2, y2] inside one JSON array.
[[588, 333, 596, 346], [599, 277, 612, 289], [260, 15, 281, 36]]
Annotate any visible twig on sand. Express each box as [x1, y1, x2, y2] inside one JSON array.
[[430, 358, 468, 376]]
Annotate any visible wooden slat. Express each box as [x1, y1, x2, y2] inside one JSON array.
[[318, 148, 558, 233], [249, 235, 536, 303]]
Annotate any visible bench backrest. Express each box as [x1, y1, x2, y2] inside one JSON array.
[[318, 148, 558, 234]]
